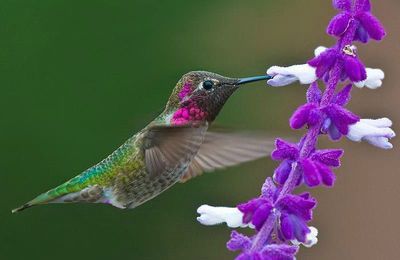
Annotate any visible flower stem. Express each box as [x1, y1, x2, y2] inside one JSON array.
[[249, 211, 277, 252]]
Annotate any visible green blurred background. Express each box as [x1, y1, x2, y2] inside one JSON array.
[[2, 0, 399, 259]]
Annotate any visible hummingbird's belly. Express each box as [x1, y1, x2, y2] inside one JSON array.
[[112, 163, 190, 209]]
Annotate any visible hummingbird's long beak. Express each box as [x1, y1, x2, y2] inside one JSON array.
[[237, 75, 273, 85]]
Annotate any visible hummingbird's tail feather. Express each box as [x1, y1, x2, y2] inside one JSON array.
[[12, 189, 62, 213], [12, 181, 107, 213], [12, 203, 33, 213]]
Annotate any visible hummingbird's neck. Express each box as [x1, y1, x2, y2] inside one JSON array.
[[160, 81, 209, 126]]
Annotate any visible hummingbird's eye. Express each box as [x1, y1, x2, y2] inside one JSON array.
[[202, 80, 214, 90]]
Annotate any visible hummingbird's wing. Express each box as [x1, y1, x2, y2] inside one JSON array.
[[143, 124, 208, 178], [180, 132, 274, 182]]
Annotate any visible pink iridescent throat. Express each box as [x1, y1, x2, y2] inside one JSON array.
[[172, 82, 207, 126]]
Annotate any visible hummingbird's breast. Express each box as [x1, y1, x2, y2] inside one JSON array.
[[111, 152, 192, 209], [110, 129, 200, 209]]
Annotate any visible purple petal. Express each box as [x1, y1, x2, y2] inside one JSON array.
[[354, 25, 370, 43], [236, 253, 254, 260], [315, 162, 336, 187], [308, 108, 322, 126], [293, 219, 310, 243], [327, 12, 352, 37], [279, 214, 310, 243], [322, 104, 360, 135], [311, 149, 344, 167], [261, 177, 278, 200], [238, 198, 264, 223], [355, 0, 371, 12], [334, 84, 352, 106], [308, 49, 338, 78], [280, 214, 295, 240], [271, 139, 300, 161], [300, 159, 321, 187], [343, 55, 367, 82], [332, 0, 352, 11], [227, 231, 252, 251], [306, 82, 322, 104], [276, 194, 316, 221], [356, 12, 386, 41], [274, 160, 293, 185], [262, 244, 299, 260], [328, 123, 342, 140], [252, 203, 273, 230], [289, 103, 319, 129]]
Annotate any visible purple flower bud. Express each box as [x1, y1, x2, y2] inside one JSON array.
[[327, 12, 352, 37], [311, 149, 344, 167], [289, 103, 321, 129], [356, 12, 386, 41], [333, 0, 351, 11], [273, 160, 294, 185], [299, 158, 337, 187], [333, 84, 352, 106], [306, 82, 322, 104], [343, 54, 367, 82], [308, 48, 338, 78], [227, 231, 252, 251], [271, 139, 300, 161], [238, 198, 273, 230]]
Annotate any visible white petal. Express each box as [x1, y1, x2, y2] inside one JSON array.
[[355, 68, 385, 89], [267, 64, 317, 87], [360, 118, 392, 128], [347, 118, 395, 149], [196, 205, 251, 228], [365, 136, 393, 149], [314, 46, 327, 57], [292, 226, 318, 248]]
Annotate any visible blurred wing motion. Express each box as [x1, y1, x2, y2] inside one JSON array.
[[180, 131, 274, 182], [144, 124, 207, 178]]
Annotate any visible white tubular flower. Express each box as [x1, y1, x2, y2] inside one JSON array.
[[354, 68, 385, 89], [291, 226, 318, 248], [267, 64, 317, 87], [347, 118, 396, 149], [267, 46, 385, 89], [196, 205, 252, 228]]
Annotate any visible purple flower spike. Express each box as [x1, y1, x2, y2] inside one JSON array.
[[197, 1, 391, 259]]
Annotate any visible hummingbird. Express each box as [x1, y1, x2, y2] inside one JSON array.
[[12, 71, 273, 213]]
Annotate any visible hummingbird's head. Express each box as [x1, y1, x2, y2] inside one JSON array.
[[164, 71, 270, 125]]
